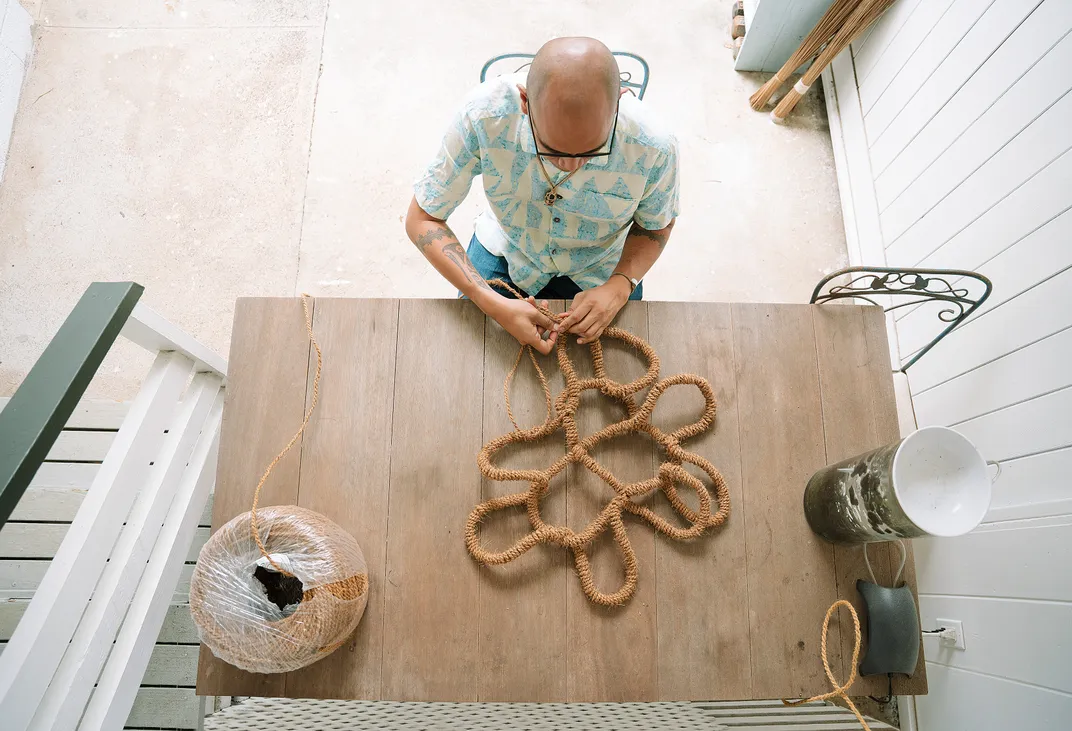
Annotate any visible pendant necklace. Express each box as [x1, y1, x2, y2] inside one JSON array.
[[536, 155, 580, 207]]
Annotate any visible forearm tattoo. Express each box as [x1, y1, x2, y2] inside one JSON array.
[[631, 220, 675, 251], [442, 241, 493, 292], [413, 224, 456, 254]]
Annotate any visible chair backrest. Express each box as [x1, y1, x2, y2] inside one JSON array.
[[810, 266, 993, 372], [479, 51, 650, 100]]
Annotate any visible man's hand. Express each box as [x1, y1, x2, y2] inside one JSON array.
[[489, 296, 558, 355], [557, 277, 631, 344]]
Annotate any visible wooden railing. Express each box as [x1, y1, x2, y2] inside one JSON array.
[[0, 282, 227, 731]]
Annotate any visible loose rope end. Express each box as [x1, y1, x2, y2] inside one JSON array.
[[781, 599, 871, 730], [250, 293, 322, 576]]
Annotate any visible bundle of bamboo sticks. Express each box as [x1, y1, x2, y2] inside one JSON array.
[[749, 0, 899, 123]]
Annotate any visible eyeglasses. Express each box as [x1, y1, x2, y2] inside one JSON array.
[[528, 102, 618, 160]]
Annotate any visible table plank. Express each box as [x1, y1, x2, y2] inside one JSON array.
[[380, 300, 486, 700], [476, 302, 568, 701], [285, 299, 399, 699], [647, 303, 751, 700], [732, 303, 841, 699], [859, 310, 927, 696], [892, 538, 927, 695], [813, 305, 900, 698], [196, 298, 314, 698], [565, 302, 658, 701]]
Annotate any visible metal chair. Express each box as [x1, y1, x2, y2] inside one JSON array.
[[810, 267, 993, 372], [480, 51, 650, 100]]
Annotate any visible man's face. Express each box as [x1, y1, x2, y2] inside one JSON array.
[[520, 85, 616, 172]]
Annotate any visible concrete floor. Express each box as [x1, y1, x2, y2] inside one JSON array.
[[0, 0, 847, 398]]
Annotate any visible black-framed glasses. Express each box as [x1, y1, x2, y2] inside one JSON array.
[[528, 102, 618, 159]]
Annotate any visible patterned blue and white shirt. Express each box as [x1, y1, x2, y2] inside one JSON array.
[[414, 72, 680, 294]]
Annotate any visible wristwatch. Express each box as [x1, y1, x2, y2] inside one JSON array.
[[613, 272, 638, 294]]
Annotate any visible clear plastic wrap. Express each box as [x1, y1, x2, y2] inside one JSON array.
[[189, 505, 368, 674]]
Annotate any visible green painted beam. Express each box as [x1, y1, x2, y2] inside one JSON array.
[[0, 282, 143, 526]]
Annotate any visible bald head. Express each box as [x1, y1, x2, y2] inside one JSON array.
[[522, 38, 620, 170], [528, 37, 620, 110]]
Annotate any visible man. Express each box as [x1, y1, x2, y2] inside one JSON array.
[[405, 37, 679, 354]]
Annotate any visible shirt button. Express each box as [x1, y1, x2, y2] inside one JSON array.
[[553, 217, 561, 223]]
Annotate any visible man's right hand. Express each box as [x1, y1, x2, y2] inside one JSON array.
[[488, 296, 558, 355]]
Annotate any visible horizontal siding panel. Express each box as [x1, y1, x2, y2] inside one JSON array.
[[896, 201, 1071, 344], [907, 265, 1072, 392], [44, 430, 116, 462], [883, 87, 1072, 260], [0, 560, 194, 602], [11, 483, 214, 525], [852, 0, 925, 83], [858, 0, 958, 115], [918, 595, 1072, 692], [0, 523, 210, 562], [0, 397, 129, 430], [985, 448, 1072, 523], [869, 0, 1057, 176], [879, 33, 1072, 220], [917, 125, 1072, 273], [862, 0, 994, 137], [917, 663, 1072, 727], [914, 519, 1072, 600], [955, 386, 1072, 463], [0, 602, 199, 644], [913, 327, 1072, 427], [127, 687, 199, 730]]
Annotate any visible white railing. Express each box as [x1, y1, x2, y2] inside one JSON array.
[[0, 302, 227, 731]]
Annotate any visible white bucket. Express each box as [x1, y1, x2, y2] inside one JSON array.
[[804, 425, 999, 543], [892, 426, 994, 537]]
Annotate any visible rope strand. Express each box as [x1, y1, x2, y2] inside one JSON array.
[[250, 293, 322, 575], [783, 600, 871, 730]]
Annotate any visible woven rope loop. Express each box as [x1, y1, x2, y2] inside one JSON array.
[[467, 281, 730, 606]]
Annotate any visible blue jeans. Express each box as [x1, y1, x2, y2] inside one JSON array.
[[464, 235, 644, 301]]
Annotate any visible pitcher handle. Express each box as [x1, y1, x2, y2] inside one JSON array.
[[987, 459, 1002, 483]]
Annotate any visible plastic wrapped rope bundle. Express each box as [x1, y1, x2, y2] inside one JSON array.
[[190, 505, 368, 674]]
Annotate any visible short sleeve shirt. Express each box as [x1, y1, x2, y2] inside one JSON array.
[[414, 73, 680, 294]]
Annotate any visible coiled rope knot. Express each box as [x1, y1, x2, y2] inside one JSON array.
[[465, 280, 731, 606]]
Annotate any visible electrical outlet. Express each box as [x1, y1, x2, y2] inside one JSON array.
[[935, 618, 966, 650]]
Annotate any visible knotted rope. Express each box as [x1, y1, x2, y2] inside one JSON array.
[[782, 600, 871, 730], [466, 281, 731, 606]]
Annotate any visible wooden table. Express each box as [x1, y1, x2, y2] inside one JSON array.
[[196, 298, 927, 702]]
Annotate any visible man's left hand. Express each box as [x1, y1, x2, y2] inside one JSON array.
[[557, 276, 632, 344]]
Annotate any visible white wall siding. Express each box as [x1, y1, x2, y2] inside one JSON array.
[[827, 0, 1072, 726], [918, 665, 1072, 728], [917, 595, 1072, 692]]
